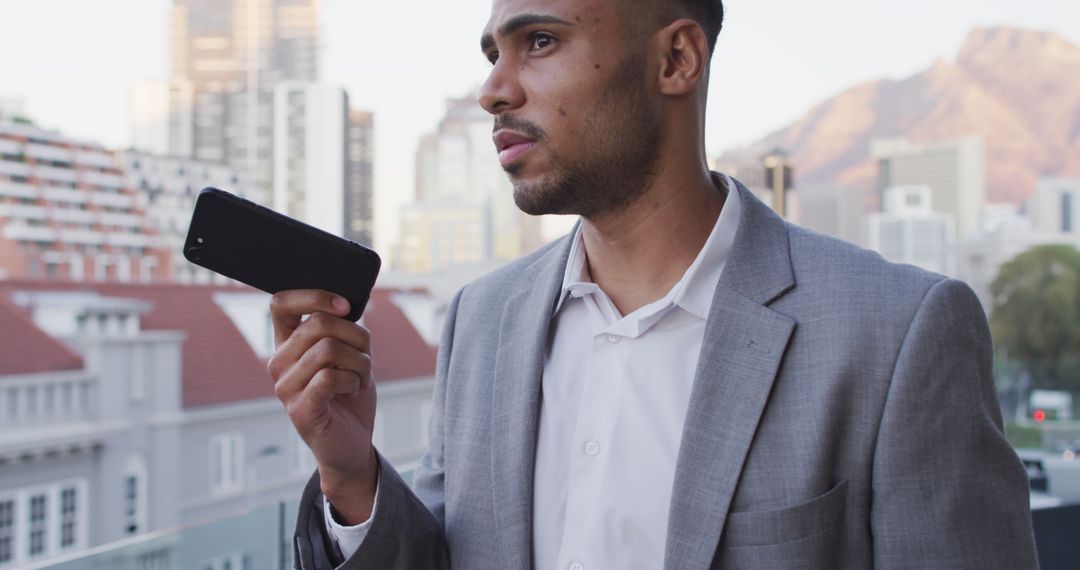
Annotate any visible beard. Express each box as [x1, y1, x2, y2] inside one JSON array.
[[499, 52, 662, 218]]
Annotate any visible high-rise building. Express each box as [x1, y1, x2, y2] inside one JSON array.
[[398, 202, 488, 274], [400, 95, 541, 273], [796, 184, 866, 246], [150, 0, 321, 191], [867, 185, 955, 275], [713, 145, 798, 221], [345, 110, 375, 247], [130, 79, 194, 158], [0, 119, 169, 283], [271, 83, 373, 243], [872, 136, 986, 238], [1026, 177, 1080, 236]]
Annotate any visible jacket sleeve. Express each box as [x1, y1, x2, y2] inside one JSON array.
[[293, 289, 465, 569], [870, 278, 1039, 568]]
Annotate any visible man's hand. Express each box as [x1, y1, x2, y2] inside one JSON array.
[[268, 289, 378, 525]]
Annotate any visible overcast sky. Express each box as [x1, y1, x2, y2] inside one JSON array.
[[1, 0, 1077, 250]]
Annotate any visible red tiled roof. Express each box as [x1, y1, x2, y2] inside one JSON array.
[[0, 280, 438, 409], [0, 297, 84, 376], [365, 289, 438, 382]]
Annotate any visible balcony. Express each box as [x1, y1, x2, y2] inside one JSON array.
[[83, 170, 126, 190], [58, 228, 105, 245], [0, 181, 39, 199], [74, 150, 115, 169], [89, 192, 133, 208], [34, 165, 78, 184], [2, 223, 57, 242], [51, 209, 96, 224], [26, 143, 74, 164], [96, 212, 144, 228], [105, 232, 152, 248], [0, 160, 30, 177], [0, 138, 21, 155], [0, 203, 48, 220], [43, 187, 89, 204], [0, 371, 96, 427]]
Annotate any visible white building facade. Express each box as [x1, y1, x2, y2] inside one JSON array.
[[872, 136, 986, 239], [0, 119, 168, 283], [0, 282, 437, 569], [867, 185, 955, 275]]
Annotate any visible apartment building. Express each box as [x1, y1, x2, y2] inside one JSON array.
[[0, 119, 169, 283], [0, 281, 437, 568]]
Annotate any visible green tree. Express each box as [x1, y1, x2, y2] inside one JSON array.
[[991, 244, 1080, 391]]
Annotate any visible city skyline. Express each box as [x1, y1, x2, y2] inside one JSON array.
[[1, 0, 1077, 252]]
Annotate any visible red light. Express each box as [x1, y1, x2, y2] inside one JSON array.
[[1034, 410, 1047, 423]]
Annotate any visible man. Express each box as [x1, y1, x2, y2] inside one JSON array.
[[269, 0, 1039, 567]]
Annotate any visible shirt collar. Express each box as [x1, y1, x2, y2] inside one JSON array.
[[553, 173, 741, 319]]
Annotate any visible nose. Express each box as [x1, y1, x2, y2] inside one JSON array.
[[478, 58, 525, 115]]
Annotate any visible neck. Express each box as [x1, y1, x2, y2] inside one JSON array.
[[580, 158, 724, 316]]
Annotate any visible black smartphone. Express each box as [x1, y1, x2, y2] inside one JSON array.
[[183, 187, 381, 322]]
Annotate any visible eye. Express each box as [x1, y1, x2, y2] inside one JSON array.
[[486, 50, 499, 65], [529, 32, 557, 52]]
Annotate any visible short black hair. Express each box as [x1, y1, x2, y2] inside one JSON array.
[[623, 0, 725, 58], [671, 0, 725, 56]]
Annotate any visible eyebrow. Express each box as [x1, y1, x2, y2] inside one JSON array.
[[480, 14, 574, 53]]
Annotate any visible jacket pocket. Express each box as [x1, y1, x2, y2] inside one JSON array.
[[722, 479, 848, 547]]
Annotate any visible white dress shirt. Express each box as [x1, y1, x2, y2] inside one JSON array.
[[533, 176, 739, 570], [326, 175, 740, 568]]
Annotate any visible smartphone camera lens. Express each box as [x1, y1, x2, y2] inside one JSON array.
[[187, 246, 203, 262]]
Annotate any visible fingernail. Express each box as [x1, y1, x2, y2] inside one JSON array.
[[333, 296, 350, 312]]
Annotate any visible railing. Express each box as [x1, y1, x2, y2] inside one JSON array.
[[22, 468, 416, 570], [0, 371, 96, 427], [21, 500, 299, 570], [10, 470, 1077, 570]]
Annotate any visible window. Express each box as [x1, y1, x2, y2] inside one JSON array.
[[199, 551, 246, 570], [209, 434, 245, 495], [27, 494, 46, 557], [124, 476, 138, 534], [0, 499, 14, 565], [137, 548, 171, 570], [291, 432, 316, 476], [124, 455, 148, 535], [59, 487, 77, 548], [1063, 192, 1073, 233]]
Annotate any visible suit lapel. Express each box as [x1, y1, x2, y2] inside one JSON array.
[[664, 180, 797, 569], [490, 234, 573, 570]]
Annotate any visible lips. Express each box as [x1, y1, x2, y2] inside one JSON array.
[[493, 130, 538, 167]]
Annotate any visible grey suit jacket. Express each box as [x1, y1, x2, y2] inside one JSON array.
[[294, 179, 1038, 569]]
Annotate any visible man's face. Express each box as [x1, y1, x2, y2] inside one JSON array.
[[480, 0, 661, 218]]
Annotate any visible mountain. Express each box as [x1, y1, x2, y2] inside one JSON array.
[[752, 27, 1080, 205]]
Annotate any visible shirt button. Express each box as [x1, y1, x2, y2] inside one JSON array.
[[569, 564, 584, 570], [584, 441, 600, 456], [606, 335, 620, 344]]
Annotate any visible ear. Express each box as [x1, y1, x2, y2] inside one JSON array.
[[656, 19, 709, 96]]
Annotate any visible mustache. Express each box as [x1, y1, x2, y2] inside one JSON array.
[[493, 114, 546, 141]]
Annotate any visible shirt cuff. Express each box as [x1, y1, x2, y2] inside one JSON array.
[[323, 477, 380, 561]]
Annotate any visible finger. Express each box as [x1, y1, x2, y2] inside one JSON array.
[[286, 369, 366, 427], [269, 289, 351, 347], [267, 312, 371, 381], [274, 337, 373, 401]]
